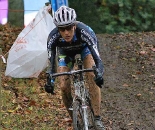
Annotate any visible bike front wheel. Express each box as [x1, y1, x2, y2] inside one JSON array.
[[73, 100, 84, 130], [73, 100, 94, 130]]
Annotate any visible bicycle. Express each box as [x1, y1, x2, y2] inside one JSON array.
[[50, 55, 98, 130]]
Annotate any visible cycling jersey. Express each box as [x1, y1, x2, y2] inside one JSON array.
[[47, 21, 104, 75]]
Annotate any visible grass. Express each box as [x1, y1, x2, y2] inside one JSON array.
[[1, 67, 72, 130]]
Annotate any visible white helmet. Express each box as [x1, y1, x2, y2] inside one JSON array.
[[53, 6, 77, 27]]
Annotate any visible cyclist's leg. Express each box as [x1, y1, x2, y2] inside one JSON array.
[[81, 47, 101, 116], [83, 55, 101, 116], [57, 49, 75, 119], [82, 47, 105, 129]]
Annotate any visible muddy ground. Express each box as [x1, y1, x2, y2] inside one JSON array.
[[97, 32, 155, 130]]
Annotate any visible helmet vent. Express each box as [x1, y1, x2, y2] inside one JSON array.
[[67, 12, 69, 21], [53, 6, 77, 27], [62, 10, 65, 21], [71, 10, 73, 20], [58, 14, 61, 22]]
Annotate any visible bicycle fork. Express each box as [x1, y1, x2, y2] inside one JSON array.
[[69, 80, 90, 130], [76, 81, 89, 130], [82, 84, 89, 130], [82, 103, 89, 130]]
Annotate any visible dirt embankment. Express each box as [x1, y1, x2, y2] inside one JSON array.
[[97, 32, 155, 130]]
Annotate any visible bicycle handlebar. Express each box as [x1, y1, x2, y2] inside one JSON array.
[[50, 68, 95, 78]]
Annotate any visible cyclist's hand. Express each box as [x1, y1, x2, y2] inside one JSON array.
[[44, 79, 55, 94], [94, 69, 104, 88]]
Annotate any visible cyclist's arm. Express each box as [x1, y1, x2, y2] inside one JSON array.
[[47, 28, 59, 74], [77, 22, 104, 75], [88, 41, 104, 75]]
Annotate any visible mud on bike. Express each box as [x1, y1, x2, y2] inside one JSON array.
[[49, 55, 99, 130]]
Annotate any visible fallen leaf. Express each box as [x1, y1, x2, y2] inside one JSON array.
[[151, 48, 155, 52], [3, 83, 9, 87], [137, 93, 142, 97], [123, 83, 129, 87], [139, 50, 147, 55], [22, 96, 29, 102], [25, 109, 31, 114], [7, 109, 15, 113], [29, 100, 37, 106], [62, 118, 72, 123], [39, 93, 47, 96]]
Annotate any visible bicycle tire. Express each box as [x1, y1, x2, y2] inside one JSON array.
[[85, 91, 95, 130], [73, 100, 84, 130], [73, 99, 94, 130]]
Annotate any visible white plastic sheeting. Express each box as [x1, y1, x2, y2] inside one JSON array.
[[5, 5, 55, 78]]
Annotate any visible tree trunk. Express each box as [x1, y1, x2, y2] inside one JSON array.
[[8, 0, 24, 27]]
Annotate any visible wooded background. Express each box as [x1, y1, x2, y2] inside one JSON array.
[[7, 0, 155, 34]]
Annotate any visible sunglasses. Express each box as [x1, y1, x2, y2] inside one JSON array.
[[58, 25, 74, 32]]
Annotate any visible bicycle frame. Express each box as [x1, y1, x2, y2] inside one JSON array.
[[50, 57, 96, 130]]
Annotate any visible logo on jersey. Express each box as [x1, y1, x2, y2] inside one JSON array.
[[47, 34, 57, 49], [81, 29, 95, 45], [93, 44, 100, 57], [59, 38, 65, 42]]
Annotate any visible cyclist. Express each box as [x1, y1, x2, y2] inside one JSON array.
[[44, 5, 105, 130]]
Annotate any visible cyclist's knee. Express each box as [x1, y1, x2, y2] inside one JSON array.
[[83, 54, 95, 68], [57, 66, 69, 72], [83, 54, 95, 81], [57, 66, 71, 92], [60, 79, 71, 91]]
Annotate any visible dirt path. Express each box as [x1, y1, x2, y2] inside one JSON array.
[[97, 32, 155, 130]]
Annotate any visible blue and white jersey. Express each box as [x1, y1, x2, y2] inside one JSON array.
[[47, 21, 104, 74]]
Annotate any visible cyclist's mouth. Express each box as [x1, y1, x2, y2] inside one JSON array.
[[65, 36, 71, 41]]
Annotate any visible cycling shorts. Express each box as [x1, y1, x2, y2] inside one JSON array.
[[58, 46, 91, 69]]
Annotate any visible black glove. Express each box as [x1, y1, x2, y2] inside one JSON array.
[[44, 74, 55, 94], [44, 83, 54, 94], [94, 69, 104, 88]]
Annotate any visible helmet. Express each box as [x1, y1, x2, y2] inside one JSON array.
[[53, 6, 77, 27]]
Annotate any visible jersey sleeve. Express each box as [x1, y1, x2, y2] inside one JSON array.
[[77, 22, 104, 75], [47, 28, 60, 74]]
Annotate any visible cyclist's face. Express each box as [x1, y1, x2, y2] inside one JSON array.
[[58, 25, 76, 42]]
